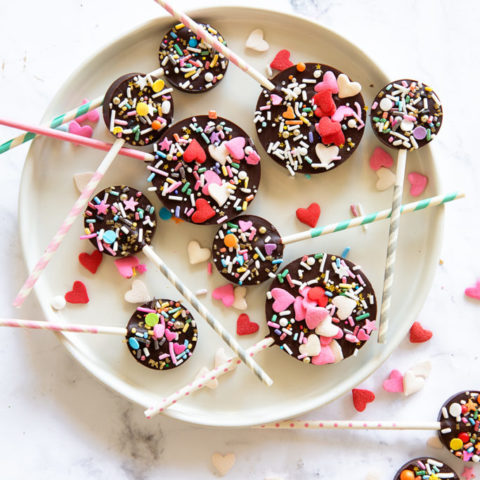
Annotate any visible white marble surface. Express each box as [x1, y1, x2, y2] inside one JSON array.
[[0, 0, 479, 478]]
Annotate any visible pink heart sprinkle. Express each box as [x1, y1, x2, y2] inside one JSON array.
[[465, 280, 480, 300], [212, 284, 235, 307], [114, 256, 140, 278], [382, 369, 404, 393], [153, 323, 165, 339], [369, 146, 393, 171], [314, 71, 338, 94], [270, 94, 282, 105], [320, 336, 333, 347], [245, 150, 260, 165], [224, 137, 246, 160], [165, 329, 177, 342], [357, 329, 370, 341], [294, 296, 306, 321], [238, 220, 253, 232], [312, 344, 336, 365], [407, 172, 428, 197], [271, 288, 295, 313], [202, 170, 222, 195], [173, 343, 186, 355], [264, 243, 277, 256], [305, 306, 329, 330], [68, 120, 93, 138], [75, 99, 100, 124]]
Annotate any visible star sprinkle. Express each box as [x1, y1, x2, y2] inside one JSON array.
[[135, 75, 148, 90], [123, 196, 139, 212], [364, 319, 377, 334], [158, 137, 172, 151], [462, 466, 476, 480], [95, 200, 110, 215]]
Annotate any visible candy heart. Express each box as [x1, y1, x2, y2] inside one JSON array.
[[271, 288, 295, 312], [245, 28, 269, 52], [332, 295, 356, 320], [208, 182, 231, 207], [357, 329, 370, 341], [238, 219, 253, 231], [68, 120, 93, 138], [282, 105, 295, 119], [305, 305, 329, 330], [294, 296, 306, 321], [114, 256, 141, 279], [73, 171, 94, 193], [314, 71, 338, 94], [270, 49, 293, 71], [270, 94, 282, 105], [64, 281, 89, 304], [153, 321, 165, 339], [313, 90, 336, 117], [201, 170, 222, 195], [215, 347, 230, 367], [315, 117, 345, 146], [382, 369, 404, 393], [236, 313, 259, 335], [165, 329, 177, 342], [352, 388, 375, 412], [264, 243, 277, 256], [208, 143, 229, 165], [194, 366, 218, 389], [192, 198, 215, 223], [245, 150, 260, 165], [409, 360, 432, 379], [75, 99, 100, 124], [78, 249, 102, 274], [299, 334, 321, 356], [375, 167, 396, 191], [232, 286, 247, 310], [307, 286, 328, 307], [183, 139, 206, 163], [408, 172, 428, 197], [124, 279, 151, 304], [315, 315, 339, 337], [403, 370, 425, 396], [173, 343, 186, 355], [212, 284, 235, 307], [296, 202, 321, 228], [212, 452, 236, 476], [465, 280, 480, 300], [224, 137, 245, 160], [315, 143, 339, 166], [187, 240, 211, 265], [369, 146, 393, 171], [337, 73, 362, 98], [311, 339, 343, 365], [409, 321, 433, 343]]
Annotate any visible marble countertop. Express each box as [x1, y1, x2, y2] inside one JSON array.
[[1, 0, 479, 478]]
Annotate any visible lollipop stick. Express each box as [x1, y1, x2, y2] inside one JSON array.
[[0, 318, 126, 335], [152, 0, 275, 91], [377, 149, 407, 343], [13, 138, 126, 307], [281, 191, 464, 244], [144, 337, 274, 418], [255, 419, 441, 430], [0, 118, 154, 161]]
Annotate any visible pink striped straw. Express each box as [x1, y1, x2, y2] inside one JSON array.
[[13, 138, 125, 307], [153, 0, 275, 91], [255, 420, 441, 430], [0, 118, 154, 162]]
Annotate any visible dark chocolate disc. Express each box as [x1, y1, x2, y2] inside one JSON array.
[[254, 63, 366, 176], [83, 185, 156, 257], [393, 457, 459, 480], [265, 252, 377, 365], [126, 299, 198, 370], [102, 72, 174, 147], [159, 23, 228, 93], [437, 390, 480, 463], [371, 79, 443, 150], [148, 115, 261, 225], [212, 215, 284, 286]]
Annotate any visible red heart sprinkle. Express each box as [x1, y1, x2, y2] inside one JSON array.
[[78, 250, 103, 274], [313, 90, 336, 117], [352, 388, 375, 412], [369, 146, 393, 171], [307, 286, 328, 307], [236, 313, 259, 336], [183, 139, 206, 164], [465, 280, 480, 300], [270, 49, 294, 71], [315, 117, 345, 146], [296, 202, 321, 228], [409, 321, 433, 343], [65, 281, 89, 304], [191, 198, 215, 224]]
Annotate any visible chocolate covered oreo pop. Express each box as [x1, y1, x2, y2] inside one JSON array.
[[254, 63, 366, 176], [148, 114, 261, 225], [159, 23, 229, 93], [393, 457, 459, 480]]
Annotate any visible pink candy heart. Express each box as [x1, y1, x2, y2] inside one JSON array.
[[264, 243, 277, 256], [212, 284, 235, 307], [165, 329, 177, 342], [465, 280, 480, 300], [114, 256, 143, 278], [270, 94, 282, 105], [294, 296, 306, 321], [314, 71, 338, 94], [271, 288, 295, 313], [312, 344, 336, 365], [238, 219, 253, 232], [407, 172, 428, 197], [75, 99, 100, 124], [382, 369, 404, 393], [68, 120, 93, 138], [305, 306, 330, 330], [369, 147, 393, 170], [224, 137, 246, 160], [173, 343, 186, 355], [245, 150, 260, 165], [202, 170, 222, 195], [357, 329, 370, 341], [153, 322, 165, 339]]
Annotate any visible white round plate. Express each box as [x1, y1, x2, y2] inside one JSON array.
[[19, 6, 443, 427]]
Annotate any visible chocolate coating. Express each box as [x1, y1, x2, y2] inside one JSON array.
[[393, 457, 459, 480], [212, 215, 284, 286], [159, 23, 228, 93], [265, 252, 377, 365], [438, 390, 480, 463], [254, 63, 366, 175], [102, 72, 174, 147], [148, 115, 261, 225], [126, 299, 198, 370], [371, 79, 443, 150], [83, 185, 156, 257]]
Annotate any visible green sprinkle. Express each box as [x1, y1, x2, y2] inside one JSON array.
[[356, 313, 370, 321]]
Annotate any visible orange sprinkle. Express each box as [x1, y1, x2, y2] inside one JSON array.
[[285, 120, 302, 125], [224, 233, 237, 248], [296, 62, 306, 72]]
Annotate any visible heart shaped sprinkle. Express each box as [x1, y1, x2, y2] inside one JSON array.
[[270, 94, 282, 105], [270, 49, 293, 71], [407, 171, 428, 197], [315, 117, 345, 146], [64, 281, 89, 304], [114, 256, 141, 279], [271, 288, 295, 312], [208, 182, 231, 207], [296, 202, 321, 228], [236, 313, 259, 335], [75, 99, 100, 124], [201, 170, 222, 195], [73, 171, 94, 193], [232, 286, 248, 310], [245, 28, 269, 52], [208, 143, 229, 165], [212, 453, 236, 476], [124, 279, 151, 304], [352, 388, 375, 412], [369, 147, 393, 171], [299, 334, 321, 356], [315, 315, 339, 337], [375, 167, 396, 191], [191, 198, 215, 223], [282, 105, 295, 119], [305, 305, 329, 330], [68, 120, 93, 138], [313, 90, 336, 117], [314, 71, 338, 94], [382, 369, 404, 393], [264, 243, 277, 256], [337, 73, 362, 98], [238, 219, 253, 231], [332, 295, 356, 320], [403, 370, 426, 396], [294, 296, 306, 321], [78, 249, 102, 274], [183, 139, 206, 163], [153, 322, 165, 339], [212, 284, 235, 307], [307, 286, 328, 307], [173, 343, 186, 355], [465, 280, 480, 300], [224, 137, 245, 160], [187, 240, 211, 265], [194, 366, 218, 389], [409, 321, 433, 343], [245, 150, 260, 165], [315, 143, 339, 166], [165, 329, 177, 342]]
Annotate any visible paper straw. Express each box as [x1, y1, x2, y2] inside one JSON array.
[[255, 420, 441, 430], [152, 0, 275, 91], [0, 318, 126, 335], [377, 149, 407, 343], [13, 138, 126, 307], [281, 191, 465, 245], [145, 337, 274, 418], [0, 118, 154, 161]]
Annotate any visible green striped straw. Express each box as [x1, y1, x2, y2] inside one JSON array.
[[281, 191, 464, 245]]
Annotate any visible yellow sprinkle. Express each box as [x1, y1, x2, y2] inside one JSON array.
[[175, 23, 185, 29], [210, 54, 219, 68], [112, 126, 123, 135], [221, 165, 228, 176], [152, 79, 165, 93], [184, 70, 196, 79], [450, 438, 463, 451], [242, 201, 247, 211], [161, 302, 170, 308], [237, 267, 247, 273], [244, 178, 249, 189], [253, 253, 259, 259], [136, 102, 149, 116], [173, 310, 182, 319], [183, 324, 189, 333], [425, 86, 432, 91], [216, 74, 224, 80], [300, 116, 311, 126], [166, 178, 176, 184]]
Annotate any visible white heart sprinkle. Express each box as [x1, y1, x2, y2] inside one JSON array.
[[208, 142, 229, 165], [315, 143, 339, 166], [332, 295, 356, 320], [299, 334, 321, 356], [215, 347, 230, 367], [375, 167, 396, 191], [245, 28, 269, 52], [208, 182, 231, 207], [232, 286, 247, 310], [403, 370, 425, 396], [314, 315, 339, 337], [187, 240, 211, 265], [195, 366, 218, 389], [124, 279, 151, 304], [212, 453, 236, 476], [337, 73, 362, 98], [50, 295, 66, 311], [73, 172, 94, 193]]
